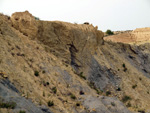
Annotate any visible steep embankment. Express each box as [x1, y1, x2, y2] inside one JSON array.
[[1, 11, 150, 113]]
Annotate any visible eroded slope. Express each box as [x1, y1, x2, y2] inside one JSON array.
[[1, 11, 149, 113]]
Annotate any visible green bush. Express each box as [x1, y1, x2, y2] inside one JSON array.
[[126, 102, 131, 107], [19, 110, 26, 113], [116, 87, 121, 91], [111, 102, 115, 106], [78, 72, 86, 80], [0, 101, 16, 109], [122, 63, 126, 68], [122, 96, 131, 103], [34, 71, 39, 77], [106, 91, 111, 96], [122, 63, 127, 72], [47, 101, 54, 107], [34, 17, 40, 20], [139, 77, 142, 81], [138, 110, 145, 113], [70, 93, 76, 100], [88, 82, 101, 94], [52, 87, 57, 94], [76, 102, 80, 106], [106, 29, 114, 35], [132, 84, 137, 89]]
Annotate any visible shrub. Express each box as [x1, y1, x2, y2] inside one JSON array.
[[122, 95, 131, 103], [106, 91, 111, 96], [122, 63, 126, 68], [52, 87, 57, 94], [19, 110, 26, 113], [138, 110, 145, 113], [78, 72, 86, 80], [79, 90, 84, 95], [116, 87, 121, 91], [0, 101, 16, 109], [132, 84, 137, 89], [34, 16, 40, 20], [70, 94, 76, 100], [84, 22, 89, 25], [47, 101, 54, 107], [42, 70, 46, 74], [111, 102, 115, 106], [34, 71, 39, 77], [76, 102, 80, 106], [46, 82, 49, 85], [122, 63, 127, 72], [43, 91, 45, 97], [126, 102, 131, 107], [139, 77, 142, 81], [88, 82, 101, 94], [106, 29, 114, 35]]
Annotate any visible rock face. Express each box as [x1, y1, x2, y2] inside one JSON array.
[[11, 11, 104, 74], [1, 11, 150, 113], [11, 11, 38, 38]]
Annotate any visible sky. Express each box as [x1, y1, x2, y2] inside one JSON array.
[[0, 0, 150, 31]]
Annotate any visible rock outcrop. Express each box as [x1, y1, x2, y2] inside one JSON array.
[[11, 11, 38, 38]]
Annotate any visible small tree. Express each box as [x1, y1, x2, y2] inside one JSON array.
[[106, 29, 114, 35]]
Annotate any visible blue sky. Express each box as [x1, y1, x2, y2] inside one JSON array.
[[0, 0, 150, 31]]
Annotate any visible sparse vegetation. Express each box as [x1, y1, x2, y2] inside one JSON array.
[[126, 102, 131, 107], [46, 82, 49, 85], [43, 81, 49, 86], [42, 70, 46, 74], [52, 87, 57, 94], [47, 101, 54, 107], [76, 102, 80, 106], [139, 77, 142, 81], [88, 82, 101, 94], [78, 72, 86, 80], [43, 91, 45, 97], [132, 84, 137, 89], [138, 110, 145, 113], [84, 22, 89, 25], [70, 93, 76, 100], [106, 29, 114, 35], [34, 16, 40, 20], [116, 87, 121, 91], [79, 90, 84, 95], [0, 101, 16, 109], [122, 63, 126, 68], [19, 110, 26, 113], [111, 102, 115, 106], [122, 63, 127, 72], [106, 91, 111, 96], [122, 95, 131, 103], [34, 71, 39, 77]]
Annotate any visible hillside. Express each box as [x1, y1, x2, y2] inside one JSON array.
[[0, 11, 150, 113], [104, 28, 150, 44]]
